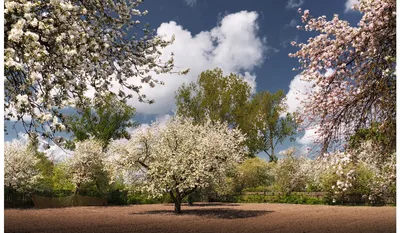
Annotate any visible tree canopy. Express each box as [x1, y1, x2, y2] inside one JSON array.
[[4, 140, 41, 192], [249, 90, 297, 162], [176, 68, 252, 124], [290, 0, 396, 154], [67, 140, 108, 195], [107, 116, 246, 213], [175, 68, 255, 154], [65, 94, 137, 150], [5, 0, 181, 139]]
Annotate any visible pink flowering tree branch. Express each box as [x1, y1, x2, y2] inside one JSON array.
[[289, 0, 396, 154]]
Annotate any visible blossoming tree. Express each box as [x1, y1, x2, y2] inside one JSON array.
[[4, 140, 41, 192], [108, 116, 247, 213], [290, 0, 396, 153], [316, 141, 396, 205], [5, 0, 182, 139], [273, 148, 313, 194], [67, 140, 108, 195]]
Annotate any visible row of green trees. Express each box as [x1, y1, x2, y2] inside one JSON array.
[[219, 147, 395, 205], [20, 143, 393, 206]]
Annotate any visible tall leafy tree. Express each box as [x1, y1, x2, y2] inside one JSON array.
[[175, 68, 254, 154], [66, 94, 137, 150], [26, 136, 55, 191], [249, 90, 297, 162]]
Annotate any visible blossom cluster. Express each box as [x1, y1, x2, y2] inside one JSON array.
[[290, 0, 396, 152], [5, 0, 176, 138], [273, 142, 395, 205]]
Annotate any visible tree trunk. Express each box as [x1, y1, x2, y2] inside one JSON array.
[[74, 183, 81, 195], [73, 184, 81, 206], [187, 194, 194, 206], [270, 132, 277, 163], [174, 198, 182, 214], [270, 153, 278, 163], [169, 190, 182, 214]]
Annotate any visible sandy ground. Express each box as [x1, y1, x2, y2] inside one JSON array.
[[5, 203, 396, 233]]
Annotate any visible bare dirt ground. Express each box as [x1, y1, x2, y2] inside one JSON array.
[[5, 203, 396, 233]]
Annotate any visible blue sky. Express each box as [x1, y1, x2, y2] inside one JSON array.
[[5, 0, 362, 160]]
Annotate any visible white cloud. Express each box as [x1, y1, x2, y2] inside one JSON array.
[[281, 74, 314, 117], [8, 133, 72, 162], [282, 74, 318, 148], [344, 0, 359, 12], [124, 114, 172, 138], [14, 132, 29, 144], [283, 69, 334, 117], [120, 11, 267, 115], [38, 143, 72, 163], [285, 69, 340, 151], [184, 0, 197, 7], [286, 0, 304, 9], [297, 125, 320, 145], [282, 74, 317, 149]]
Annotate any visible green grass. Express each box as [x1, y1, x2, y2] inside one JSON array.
[[236, 194, 325, 205]]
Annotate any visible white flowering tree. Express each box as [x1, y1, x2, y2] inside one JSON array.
[[290, 0, 396, 153], [4, 140, 41, 192], [5, 0, 185, 139], [67, 139, 108, 195], [108, 116, 247, 213], [273, 148, 314, 194], [315, 141, 396, 205]]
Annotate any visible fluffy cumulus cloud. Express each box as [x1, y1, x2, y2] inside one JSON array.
[[345, 0, 359, 12], [122, 11, 267, 115], [286, 0, 304, 9], [284, 69, 333, 117], [297, 125, 320, 145], [282, 74, 314, 148], [127, 114, 171, 135], [38, 143, 72, 162], [281, 74, 313, 117], [284, 70, 338, 149]]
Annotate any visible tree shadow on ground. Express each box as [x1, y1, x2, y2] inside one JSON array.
[[184, 203, 240, 207], [131, 208, 273, 219]]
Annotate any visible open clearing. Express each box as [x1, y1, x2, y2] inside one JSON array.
[[5, 203, 395, 233]]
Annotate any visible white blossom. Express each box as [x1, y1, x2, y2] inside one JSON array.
[[5, 0, 180, 139], [4, 140, 41, 192], [107, 116, 246, 212], [67, 140, 106, 189]]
